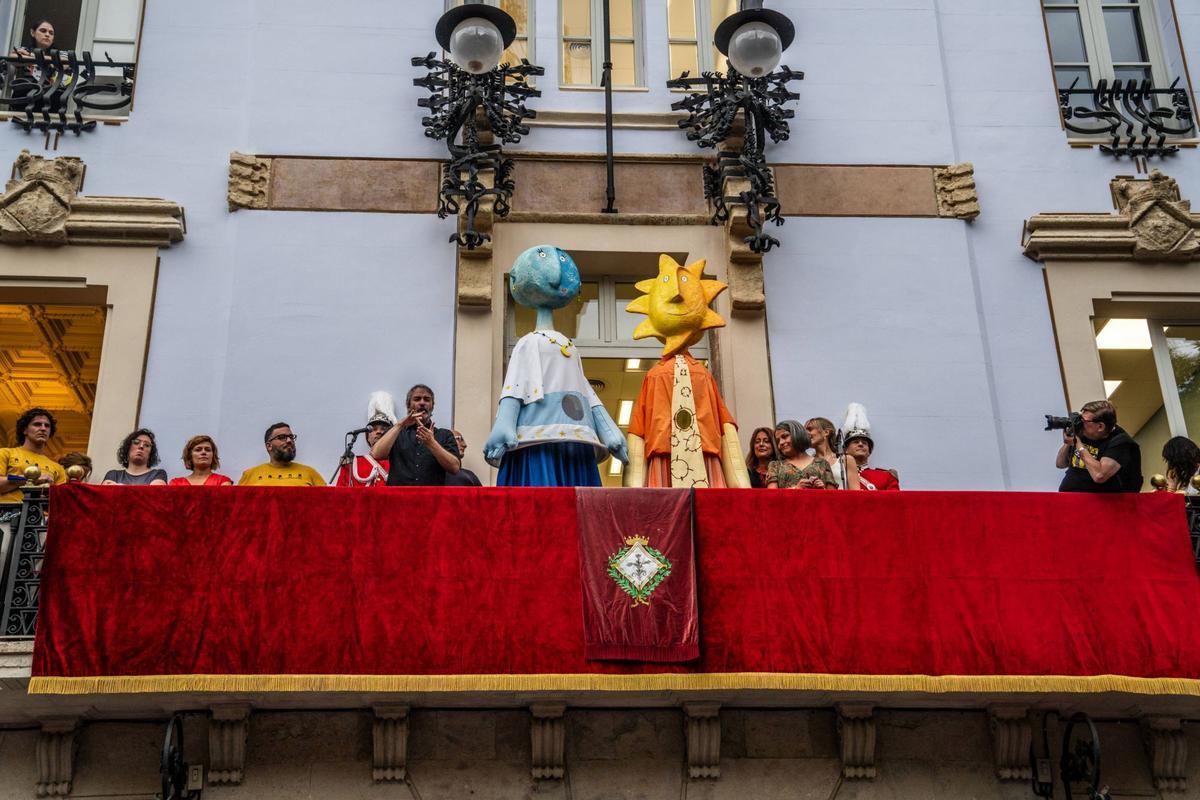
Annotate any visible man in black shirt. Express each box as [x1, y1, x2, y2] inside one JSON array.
[[371, 384, 461, 486], [1056, 400, 1142, 493]]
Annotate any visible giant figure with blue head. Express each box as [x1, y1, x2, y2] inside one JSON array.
[[484, 245, 628, 485]]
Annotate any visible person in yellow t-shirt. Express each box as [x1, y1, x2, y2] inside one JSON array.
[[0, 407, 67, 503], [237, 422, 326, 487]]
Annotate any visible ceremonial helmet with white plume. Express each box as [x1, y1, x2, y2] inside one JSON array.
[[366, 391, 398, 428], [842, 402, 873, 452]]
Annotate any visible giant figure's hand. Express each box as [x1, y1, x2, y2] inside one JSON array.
[[592, 406, 629, 464], [484, 398, 521, 467]]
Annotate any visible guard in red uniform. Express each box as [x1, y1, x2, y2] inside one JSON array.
[[334, 392, 395, 488], [842, 403, 900, 491]]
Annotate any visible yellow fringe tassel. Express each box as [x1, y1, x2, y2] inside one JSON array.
[[26, 672, 1200, 696]]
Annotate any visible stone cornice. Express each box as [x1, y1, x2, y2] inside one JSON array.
[[1, 151, 184, 247], [1024, 170, 1199, 262]]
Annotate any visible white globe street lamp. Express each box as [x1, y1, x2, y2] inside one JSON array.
[[448, 17, 505, 74], [726, 20, 782, 78]]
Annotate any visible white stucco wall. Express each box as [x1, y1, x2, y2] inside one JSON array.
[[3, 0, 1198, 487]]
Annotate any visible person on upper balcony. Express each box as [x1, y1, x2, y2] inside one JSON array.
[[239, 422, 325, 486], [445, 430, 482, 487], [767, 420, 835, 490], [808, 416, 860, 491], [1160, 436, 1200, 495], [745, 427, 778, 488], [9, 19, 55, 81], [102, 429, 168, 485], [169, 435, 233, 486], [1055, 400, 1142, 493], [333, 392, 395, 488], [0, 407, 67, 501], [371, 384, 460, 487], [838, 403, 899, 491]]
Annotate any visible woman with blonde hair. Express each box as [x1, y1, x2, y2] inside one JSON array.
[[168, 435, 233, 486], [806, 416, 860, 490]]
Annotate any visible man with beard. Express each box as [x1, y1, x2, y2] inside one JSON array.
[[371, 384, 460, 486], [238, 422, 326, 486], [1, 407, 67, 501]]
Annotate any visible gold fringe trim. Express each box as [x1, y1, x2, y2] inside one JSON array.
[[27, 672, 1200, 696]]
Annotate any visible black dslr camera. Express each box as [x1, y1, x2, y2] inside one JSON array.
[[1044, 411, 1083, 437]]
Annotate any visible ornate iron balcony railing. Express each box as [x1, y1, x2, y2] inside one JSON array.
[[0, 490, 47, 639], [1058, 77, 1195, 159], [0, 49, 134, 134]]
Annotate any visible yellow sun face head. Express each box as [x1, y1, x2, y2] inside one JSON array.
[[625, 255, 727, 356]]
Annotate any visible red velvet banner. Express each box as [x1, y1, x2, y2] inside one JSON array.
[[30, 486, 1200, 695], [576, 488, 697, 662]]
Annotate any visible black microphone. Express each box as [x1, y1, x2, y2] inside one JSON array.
[[347, 426, 371, 437]]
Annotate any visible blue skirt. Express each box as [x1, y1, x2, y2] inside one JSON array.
[[497, 442, 602, 487]]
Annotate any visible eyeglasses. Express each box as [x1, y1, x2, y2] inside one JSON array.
[[270, 434, 298, 443]]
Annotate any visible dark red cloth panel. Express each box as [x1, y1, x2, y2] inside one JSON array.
[[32, 485, 1200, 681], [577, 488, 698, 662]]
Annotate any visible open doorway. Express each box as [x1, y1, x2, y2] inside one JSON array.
[[0, 304, 104, 457]]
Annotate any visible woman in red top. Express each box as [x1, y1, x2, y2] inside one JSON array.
[[169, 435, 233, 486]]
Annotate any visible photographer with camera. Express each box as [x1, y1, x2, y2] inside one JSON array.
[[1052, 400, 1142, 493]]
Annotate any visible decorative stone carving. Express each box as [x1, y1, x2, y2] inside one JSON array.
[[457, 250, 494, 307], [1143, 717, 1187, 793], [1111, 170, 1198, 260], [35, 719, 77, 797], [372, 704, 409, 783], [934, 163, 980, 221], [837, 704, 876, 780], [989, 706, 1032, 781], [228, 152, 273, 212], [530, 704, 565, 780], [208, 704, 250, 785], [0, 150, 184, 247], [685, 703, 721, 779], [0, 151, 83, 244], [1025, 170, 1200, 262]]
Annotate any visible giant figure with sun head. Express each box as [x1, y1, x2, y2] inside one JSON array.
[[624, 255, 751, 488]]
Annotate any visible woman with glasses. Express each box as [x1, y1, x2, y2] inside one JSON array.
[[169, 435, 233, 486], [102, 429, 168, 485]]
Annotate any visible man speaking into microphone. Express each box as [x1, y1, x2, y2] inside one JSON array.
[[371, 384, 461, 487]]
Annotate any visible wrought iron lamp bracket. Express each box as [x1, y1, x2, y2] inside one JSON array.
[[668, 66, 802, 253], [412, 52, 543, 249]]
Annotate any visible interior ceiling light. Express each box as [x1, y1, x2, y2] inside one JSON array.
[[1095, 319, 1151, 350], [618, 400, 634, 427]]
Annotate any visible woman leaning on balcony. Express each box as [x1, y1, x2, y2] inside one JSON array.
[[1162, 436, 1200, 495], [169, 435, 233, 487], [102, 429, 168, 486], [767, 420, 836, 489], [745, 427, 778, 488]]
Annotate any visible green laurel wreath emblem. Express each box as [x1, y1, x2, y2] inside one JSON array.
[[607, 536, 672, 607]]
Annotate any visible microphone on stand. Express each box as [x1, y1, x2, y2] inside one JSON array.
[[346, 426, 370, 437]]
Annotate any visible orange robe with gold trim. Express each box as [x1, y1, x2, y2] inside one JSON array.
[[628, 353, 736, 487]]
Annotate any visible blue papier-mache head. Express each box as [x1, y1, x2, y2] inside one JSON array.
[[509, 245, 581, 310]]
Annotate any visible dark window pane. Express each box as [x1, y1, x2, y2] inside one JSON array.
[[1056, 66, 1093, 90], [1104, 8, 1148, 63], [1114, 65, 1152, 85], [1046, 9, 1088, 63]]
